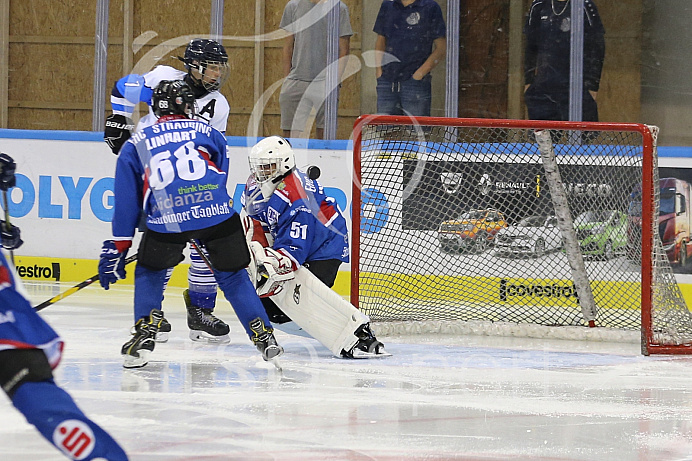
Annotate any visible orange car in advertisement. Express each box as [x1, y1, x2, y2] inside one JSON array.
[[437, 209, 509, 253]]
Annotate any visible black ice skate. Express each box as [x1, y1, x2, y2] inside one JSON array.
[[156, 315, 172, 342], [130, 312, 170, 343], [122, 309, 163, 368], [342, 324, 391, 359], [249, 317, 284, 362], [184, 289, 230, 344]]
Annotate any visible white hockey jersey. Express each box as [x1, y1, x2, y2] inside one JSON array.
[[110, 65, 230, 133]]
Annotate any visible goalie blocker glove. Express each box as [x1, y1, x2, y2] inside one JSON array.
[[99, 240, 130, 290], [104, 114, 135, 155]]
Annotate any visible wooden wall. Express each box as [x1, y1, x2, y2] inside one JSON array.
[[0, 0, 641, 135]]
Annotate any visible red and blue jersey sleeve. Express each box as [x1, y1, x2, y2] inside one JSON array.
[[0, 252, 64, 369]]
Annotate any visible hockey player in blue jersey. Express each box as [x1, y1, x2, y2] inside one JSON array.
[[0, 155, 128, 460], [182, 135, 387, 357], [98, 80, 283, 368], [103, 38, 233, 344], [243, 136, 386, 357]]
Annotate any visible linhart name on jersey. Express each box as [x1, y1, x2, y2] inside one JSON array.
[[15, 262, 61, 281], [499, 279, 578, 302], [129, 120, 212, 146]]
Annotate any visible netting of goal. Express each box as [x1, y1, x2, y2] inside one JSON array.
[[351, 115, 692, 355]]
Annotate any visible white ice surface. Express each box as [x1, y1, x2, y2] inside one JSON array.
[[2, 282, 692, 460]]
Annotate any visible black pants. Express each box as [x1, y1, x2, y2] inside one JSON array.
[[525, 85, 599, 122], [137, 214, 250, 273], [261, 259, 342, 324]]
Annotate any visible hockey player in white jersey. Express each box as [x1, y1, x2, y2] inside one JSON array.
[[103, 38, 232, 344]]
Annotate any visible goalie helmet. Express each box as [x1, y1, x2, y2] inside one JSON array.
[[248, 136, 295, 198], [180, 38, 230, 92], [152, 80, 196, 119]]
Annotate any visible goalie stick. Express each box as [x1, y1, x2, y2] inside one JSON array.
[[33, 254, 138, 312]]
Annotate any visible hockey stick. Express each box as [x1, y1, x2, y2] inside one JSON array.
[[33, 254, 138, 312], [189, 239, 214, 272], [2, 190, 15, 265]]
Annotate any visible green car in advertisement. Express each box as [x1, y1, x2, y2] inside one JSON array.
[[574, 210, 628, 259]]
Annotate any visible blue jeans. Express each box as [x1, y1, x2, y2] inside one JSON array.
[[376, 76, 432, 116]]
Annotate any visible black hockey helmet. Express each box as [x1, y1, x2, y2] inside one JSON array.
[[179, 38, 230, 92], [152, 80, 196, 119]]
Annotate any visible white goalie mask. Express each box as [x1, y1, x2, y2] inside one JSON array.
[[248, 136, 296, 198]]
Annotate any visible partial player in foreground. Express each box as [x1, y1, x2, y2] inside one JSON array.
[[186, 135, 389, 358], [98, 80, 283, 368], [104, 38, 233, 345], [0, 155, 128, 461]]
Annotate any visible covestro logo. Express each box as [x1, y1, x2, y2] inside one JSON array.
[[499, 278, 578, 302], [16, 262, 61, 281]]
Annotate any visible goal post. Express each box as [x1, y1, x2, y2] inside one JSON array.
[[351, 115, 692, 355]]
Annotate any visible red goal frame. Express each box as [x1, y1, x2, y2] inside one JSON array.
[[349, 115, 690, 355]]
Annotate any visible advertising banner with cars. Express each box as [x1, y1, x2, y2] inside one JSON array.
[[2, 129, 692, 305]]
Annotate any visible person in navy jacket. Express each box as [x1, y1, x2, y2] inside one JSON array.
[[524, 0, 605, 121]]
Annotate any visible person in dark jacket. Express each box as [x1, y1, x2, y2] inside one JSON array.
[[524, 0, 605, 121]]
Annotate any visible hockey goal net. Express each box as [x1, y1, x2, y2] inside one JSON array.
[[351, 115, 692, 355]]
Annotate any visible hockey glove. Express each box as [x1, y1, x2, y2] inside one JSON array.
[[104, 114, 134, 155], [0, 222, 22, 250], [99, 240, 129, 290], [250, 242, 296, 297], [0, 153, 16, 191]]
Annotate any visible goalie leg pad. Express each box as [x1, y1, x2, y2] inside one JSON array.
[[269, 267, 371, 357]]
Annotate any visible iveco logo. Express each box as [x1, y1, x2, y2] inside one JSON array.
[[440, 172, 463, 194], [479, 174, 492, 195]]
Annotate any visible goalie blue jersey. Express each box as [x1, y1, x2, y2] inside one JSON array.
[[0, 251, 64, 369], [113, 117, 235, 240], [244, 170, 349, 266]]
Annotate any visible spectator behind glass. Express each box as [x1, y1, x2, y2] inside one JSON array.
[[374, 0, 447, 117], [280, 0, 353, 139], [524, 0, 605, 122]]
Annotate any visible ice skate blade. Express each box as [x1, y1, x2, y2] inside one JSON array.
[[348, 348, 392, 359], [189, 330, 231, 344], [262, 344, 284, 361], [122, 350, 151, 369], [155, 332, 169, 343]]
